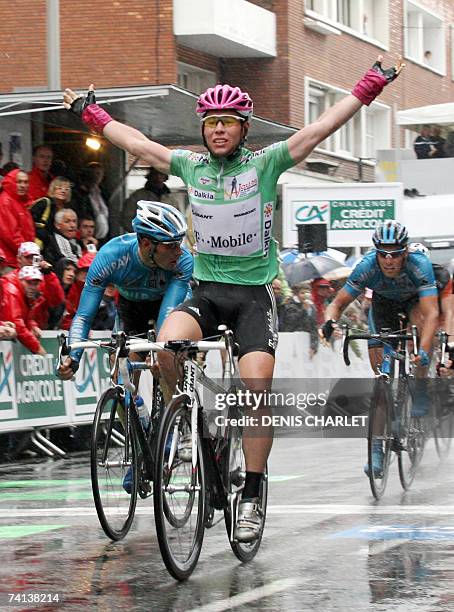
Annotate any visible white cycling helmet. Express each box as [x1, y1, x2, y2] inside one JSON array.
[[132, 201, 187, 242]]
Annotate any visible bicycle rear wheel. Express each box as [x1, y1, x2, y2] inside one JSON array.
[[367, 379, 393, 500], [223, 419, 268, 562], [154, 396, 206, 581], [397, 380, 425, 489], [91, 388, 138, 540]]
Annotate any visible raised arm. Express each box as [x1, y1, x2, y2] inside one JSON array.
[[63, 85, 171, 174], [287, 56, 404, 164]]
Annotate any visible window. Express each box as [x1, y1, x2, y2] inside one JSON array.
[[305, 0, 389, 46], [404, 1, 445, 74], [307, 80, 391, 159], [336, 0, 351, 28], [177, 63, 217, 94]]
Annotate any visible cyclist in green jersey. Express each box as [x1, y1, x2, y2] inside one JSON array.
[[64, 54, 403, 542]]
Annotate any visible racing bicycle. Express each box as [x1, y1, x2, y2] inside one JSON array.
[[342, 321, 427, 500], [127, 326, 268, 581], [58, 331, 163, 540]]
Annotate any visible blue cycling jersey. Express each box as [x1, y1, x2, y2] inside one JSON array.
[[344, 251, 437, 301], [69, 234, 193, 362]]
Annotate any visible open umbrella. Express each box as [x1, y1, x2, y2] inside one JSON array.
[[282, 254, 343, 285]]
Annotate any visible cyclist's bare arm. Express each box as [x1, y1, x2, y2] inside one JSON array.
[[416, 295, 439, 355], [287, 55, 404, 165], [324, 288, 355, 323], [63, 86, 171, 174], [103, 121, 171, 174], [287, 95, 362, 164]]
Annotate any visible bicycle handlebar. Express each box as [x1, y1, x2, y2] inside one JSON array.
[[341, 325, 415, 367], [57, 331, 231, 370]]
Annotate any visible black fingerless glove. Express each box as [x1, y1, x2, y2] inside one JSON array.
[[321, 319, 336, 341], [371, 59, 399, 83], [69, 88, 97, 117]]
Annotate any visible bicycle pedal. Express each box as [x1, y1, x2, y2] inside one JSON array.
[[392, 439, 407, 452], [138, 479, 152, 499], [204, 505, 215, 528]]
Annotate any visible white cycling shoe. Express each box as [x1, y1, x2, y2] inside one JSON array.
[[234, 497, 263, 543]]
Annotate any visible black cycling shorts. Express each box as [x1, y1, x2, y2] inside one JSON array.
[[173, 281, 278, 359], [116, 295, 162, 337], [367, 293, 419, 348]]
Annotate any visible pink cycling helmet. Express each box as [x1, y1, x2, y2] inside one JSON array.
[[196, 84, 253, 119]]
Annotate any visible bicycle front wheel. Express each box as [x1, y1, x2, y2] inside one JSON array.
[[397, 380, 425, 490], [433, 380, 453, 461], [367, 379, 393, 500], [154, 396, 206, 581], [91, 388, 138, 540], [223, 420, 268, 562]]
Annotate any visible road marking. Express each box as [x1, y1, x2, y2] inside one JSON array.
[[186, 578, 299, 612], [0, 525, 66, 539], [0, 479, 91, 488], [0, 491, 93, 501], [1, 504, 454, 519], [333, 524, 454, 541]]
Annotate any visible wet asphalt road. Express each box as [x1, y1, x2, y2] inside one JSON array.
[[1, 436, 454, 611]]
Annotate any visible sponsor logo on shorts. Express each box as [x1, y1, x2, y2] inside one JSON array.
[[188, 306, 201, 316], [266, 307, 278, 349]]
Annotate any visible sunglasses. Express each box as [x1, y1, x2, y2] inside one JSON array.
[[201, 115, 245, 128], [157, 240, 183, 250], [375, 247, 407, 259]]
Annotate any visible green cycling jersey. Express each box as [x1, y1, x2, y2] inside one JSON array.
[[170, 141, 294, 285]]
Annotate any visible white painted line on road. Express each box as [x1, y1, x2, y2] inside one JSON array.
[[186, 578, 299, 612], [266, 504, 454, 515], [1, 504, 454, 519]]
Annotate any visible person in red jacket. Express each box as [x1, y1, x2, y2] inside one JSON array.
[[0, 169, 35, 269], [1, 266, 51, 355], [0, 247, 16, 340], [311, 277, 335, 326], [27, 145, 53, 202], [4, 241, 65, 330], [61, 251, 95, 330]]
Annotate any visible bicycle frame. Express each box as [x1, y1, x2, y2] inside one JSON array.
[[58, 331, 160, 483]]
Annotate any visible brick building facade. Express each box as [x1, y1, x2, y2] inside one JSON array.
[[1, 0, 454, 182]]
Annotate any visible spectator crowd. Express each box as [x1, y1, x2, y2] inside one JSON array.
[[0, 146, 122, 352], [413, 125, 454, 159]]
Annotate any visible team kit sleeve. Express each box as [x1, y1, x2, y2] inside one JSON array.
[[344, 256, 373, 298], [170, 149, 193, 182], [409, 254, 438, 298], [68, 249, 112, 363], [256, 141, 295, 179]]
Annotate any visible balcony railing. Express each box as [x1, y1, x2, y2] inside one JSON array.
[[173, 0, 276, 58]]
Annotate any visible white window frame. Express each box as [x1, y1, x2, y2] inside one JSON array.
[[305, 0, 389, 49], [403, 0, 446, 76], [305, 77, 391, 163], [451, 24, 454, 81], [177, 62, 217, 94]]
